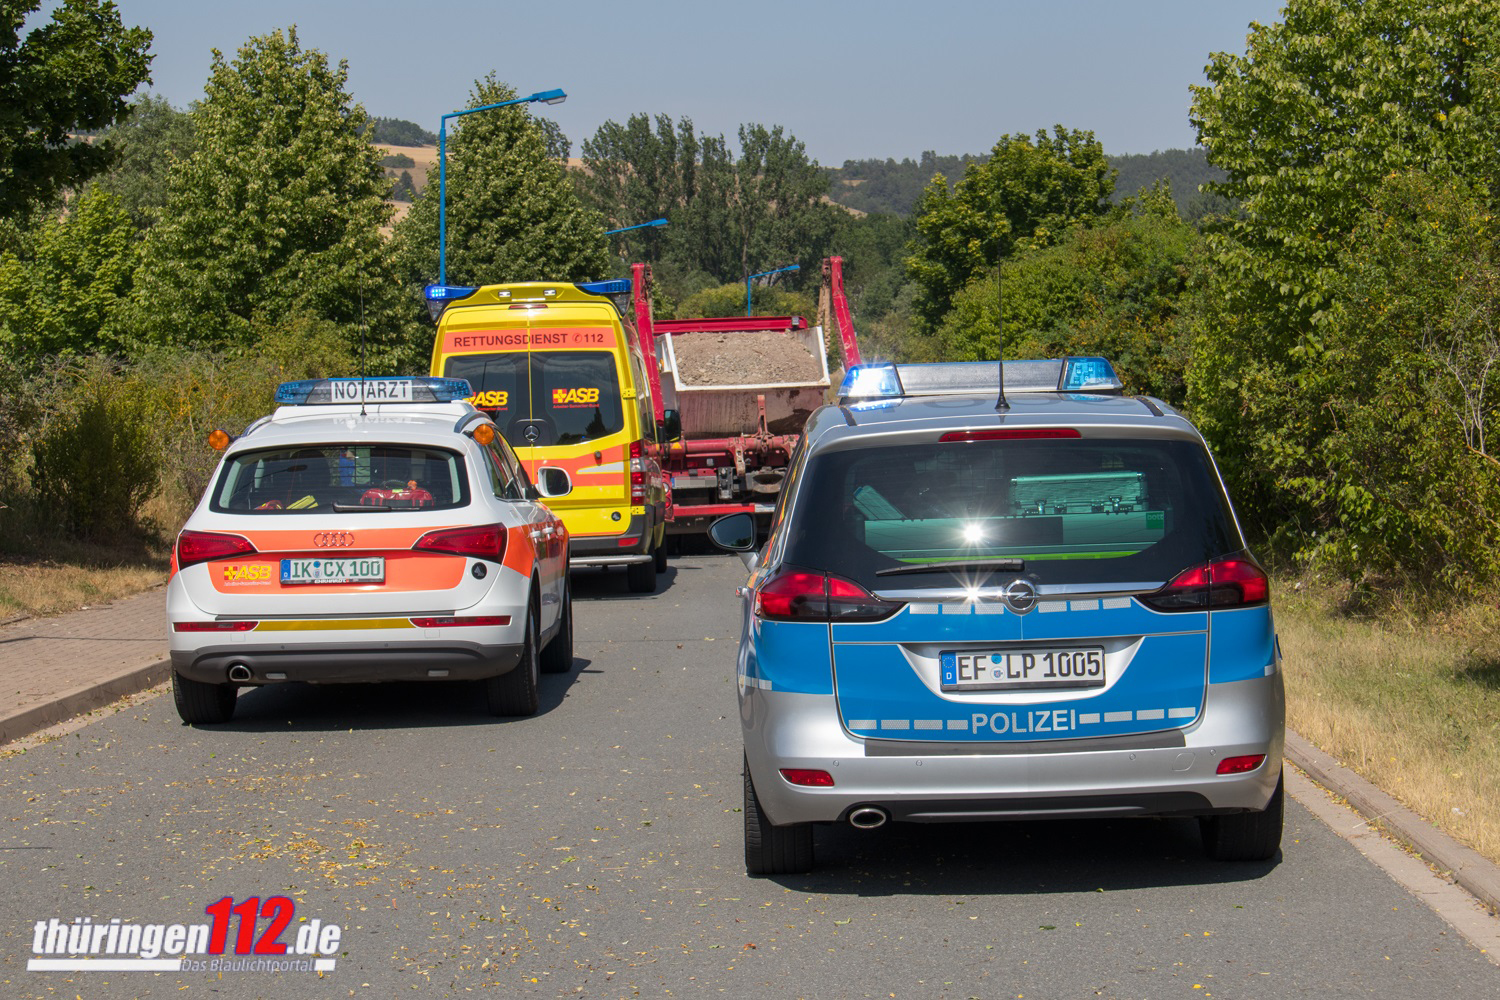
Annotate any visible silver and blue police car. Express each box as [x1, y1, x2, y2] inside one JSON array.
[[710, 359, 1284, 875]]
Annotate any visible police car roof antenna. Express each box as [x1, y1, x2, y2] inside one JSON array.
[[995, 259, 1008, 412]]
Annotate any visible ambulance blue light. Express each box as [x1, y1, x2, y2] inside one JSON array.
[[424, 284, 479, 302], [276, 377, 474, 405], [839, 363, 903, 400], [577, 279, 631, 297], [1061, 357, 1123, 392]]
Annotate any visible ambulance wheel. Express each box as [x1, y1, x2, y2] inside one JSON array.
[[627, 553, 658, 593], [173, 670, 237, 725], [1200, 771, 1284, 861], [487, 601, 539, 716], [744, 759, 813, 876], [540, 580, 573, 674], [653, 537, 669, 573]]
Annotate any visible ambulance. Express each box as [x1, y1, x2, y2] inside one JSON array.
[[426, 280, 671, 593]]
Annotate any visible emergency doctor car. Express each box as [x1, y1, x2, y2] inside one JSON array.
[[167, 377, 574, 725], [710, 359, 1285, 875]]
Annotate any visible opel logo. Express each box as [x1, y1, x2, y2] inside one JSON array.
[[1001, 579, 1037, 614], [313, 531, 354, 548]]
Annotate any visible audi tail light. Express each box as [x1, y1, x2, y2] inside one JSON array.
[[754, 566, 903, 623], [1142, 556, 1269, 612], [413, 524, 507, 561], [178, 530, 256, 570]]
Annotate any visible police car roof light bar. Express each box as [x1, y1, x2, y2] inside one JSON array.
[[837, 358, 1122, 403], [276, 377, 474, 406]]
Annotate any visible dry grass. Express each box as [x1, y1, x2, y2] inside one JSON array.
[[1276, 578, 1500, 863], [0, 542, 168, 619]]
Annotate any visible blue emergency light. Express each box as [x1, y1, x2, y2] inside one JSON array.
[[276, 377, 473, 406], [838, 358, 1123, 403], [576, 279, 631, 297]]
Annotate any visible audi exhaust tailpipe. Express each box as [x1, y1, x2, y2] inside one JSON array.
[[227, 664, 253, 683], [848, 807, 888, 830]]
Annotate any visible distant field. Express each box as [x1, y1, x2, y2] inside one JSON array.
[[375, 143, 435, 230]]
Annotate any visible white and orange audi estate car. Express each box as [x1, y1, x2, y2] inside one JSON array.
[[167, 376, 573, 725]]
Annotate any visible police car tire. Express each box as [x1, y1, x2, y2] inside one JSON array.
[[1200, 771, 1284, 862], [743, 759, 813, 876], [540, 581, 573, 674], [173, 670, 236, 725], [627, 552, 658, 593], [487, 601, 540, 716]]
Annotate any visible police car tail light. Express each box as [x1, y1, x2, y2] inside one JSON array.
[[413, 524, 507, 562], [1142, 556, 1269, 611], [177, 530, 256, 570], [939, 428, 1081, 442], [754, 566, 902, 623], [629, 440, 646, 504], [1216, 754, 1266, 775], [780, 768, 835, 787]]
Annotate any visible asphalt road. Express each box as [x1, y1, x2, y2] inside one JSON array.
[[1, 553, 1497, 998]]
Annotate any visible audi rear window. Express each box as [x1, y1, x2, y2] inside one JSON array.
[[211, 445, 469, 513], [783, 437, 1238, 588]]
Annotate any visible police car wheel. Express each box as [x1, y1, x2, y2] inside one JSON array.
[[743, 758, 813, 876], [627, 552, 658, 593], [172, 670, 237, 725], [1199, 771, 1284, 861], [540, 580, 573, 674], [486, 600, 540, 716]]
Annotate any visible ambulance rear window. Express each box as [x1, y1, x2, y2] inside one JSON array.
[[211, 445, 469, 513], [444, 351, 624, 446]]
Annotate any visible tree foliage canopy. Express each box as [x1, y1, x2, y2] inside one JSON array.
[[0, 0, 152, 215], [394, 75, 608, 288], [126, 28, 411, 363]]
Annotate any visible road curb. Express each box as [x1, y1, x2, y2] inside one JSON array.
[[1285, 728, 1500, 915], [0, 659, 170, 746]]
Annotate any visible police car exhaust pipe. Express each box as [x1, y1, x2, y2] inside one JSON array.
[[227, 664, 253, 683], [848, 807, 888, 830]]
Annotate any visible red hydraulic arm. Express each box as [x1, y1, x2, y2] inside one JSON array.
[[631, 262, 666, 423], [823, 256, 862, 368]]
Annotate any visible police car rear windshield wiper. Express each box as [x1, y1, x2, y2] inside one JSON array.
[[332, 502, 390, 512], [875, 558, 1025, 577]]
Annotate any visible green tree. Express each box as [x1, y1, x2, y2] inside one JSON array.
[[0, 186, 139, 358], [393, 75, 608, 287], [0, 0, 152, 216], [906, 126, 1116, 331], [92, 94, 195, 230], [125, 28, 413, 365]]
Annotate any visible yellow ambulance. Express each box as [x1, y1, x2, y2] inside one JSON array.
[[426, 279, 671, 592]]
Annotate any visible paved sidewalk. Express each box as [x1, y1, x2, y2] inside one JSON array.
[[0, 586, 170, 744]]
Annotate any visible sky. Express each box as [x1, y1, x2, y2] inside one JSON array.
[[104, 0, 1288, 164]]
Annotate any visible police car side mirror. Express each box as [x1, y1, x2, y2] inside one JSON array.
[[658, 409, 682, 441], [535, 467, 572, 499], [708, 512, 759, 570]]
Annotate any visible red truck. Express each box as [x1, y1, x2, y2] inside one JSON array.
[[630, 257, 863, 535]]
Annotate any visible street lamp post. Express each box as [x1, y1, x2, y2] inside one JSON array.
[[438, 88, 566, 286], [745, 264, 800, 316], [604, 218, 669, 236]]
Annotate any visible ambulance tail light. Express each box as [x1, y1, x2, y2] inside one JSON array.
[[177, 530, 257, 570], [413, 524, 507, 562], [629, 440, 646, 504], [1142, 556, 1269, 611], [754, 566, 903, 623]]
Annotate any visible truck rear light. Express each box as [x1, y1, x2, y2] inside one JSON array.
[[410, 616, 511, 628], [780, 768, 835, 787], [177, 530, 256, 570], [754, 566, 903, 623], [1142, 556, 1269, 612], [413, 524, 507, 562], [1216, 754, 1266, 775], [173, 620, 258, 632]]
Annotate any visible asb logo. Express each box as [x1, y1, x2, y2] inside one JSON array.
[[222, 564, 270, 583], [470, 390, 509, 408], [552, 387, 600, 405]]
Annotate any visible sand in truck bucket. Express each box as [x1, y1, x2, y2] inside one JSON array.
[[669, 332, 824, 386]]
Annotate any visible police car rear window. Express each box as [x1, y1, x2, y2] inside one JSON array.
[[211, 445, 469, 513], [785, 438, 1238, 587]]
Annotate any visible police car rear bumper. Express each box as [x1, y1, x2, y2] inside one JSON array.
[[744, 674, 1286, 826], [171, 641, 524, 685]]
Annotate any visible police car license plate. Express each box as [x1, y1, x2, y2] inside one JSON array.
[[280, 557, 385, 585], [940, 647, 1105, 692]]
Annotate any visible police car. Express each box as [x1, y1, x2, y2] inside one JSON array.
[[167, 376, 574, 725], [710, 359, 1284, 875]]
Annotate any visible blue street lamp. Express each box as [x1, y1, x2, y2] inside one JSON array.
[[604, 217, 669, 236], [438, 88, 567, 285], [746, 264, 800, 316]]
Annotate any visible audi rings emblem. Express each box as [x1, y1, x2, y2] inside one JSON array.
[[1001, 579, 1038, 614], [313, 531, 354, 548]]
